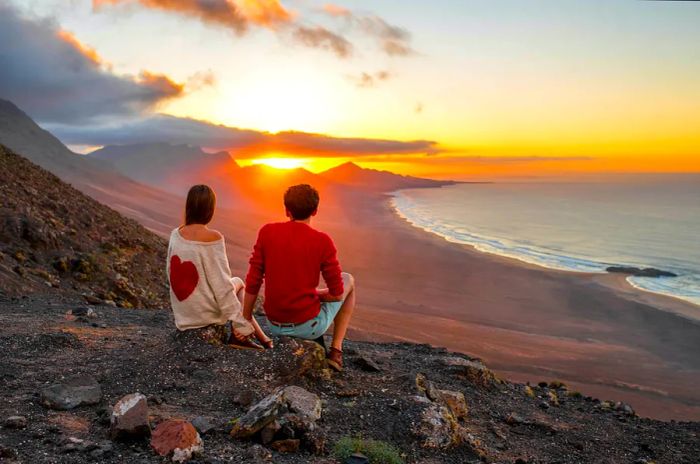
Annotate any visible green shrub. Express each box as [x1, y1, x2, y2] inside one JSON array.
[[333, 436, 403, 464]]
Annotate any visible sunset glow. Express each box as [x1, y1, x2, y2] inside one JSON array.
[[5, 0, 700, 179]]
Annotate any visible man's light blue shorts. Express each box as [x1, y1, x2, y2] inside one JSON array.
[[267, 300, 343, 340]]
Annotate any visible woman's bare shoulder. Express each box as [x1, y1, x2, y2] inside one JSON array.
[[201, 229, 224, 243]]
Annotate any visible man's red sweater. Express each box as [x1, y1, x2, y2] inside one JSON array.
[[245, 221, 344, 324]]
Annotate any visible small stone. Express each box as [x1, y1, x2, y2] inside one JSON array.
[[232, 389, 255, 407], [151, 419, 203, 463], [523, 385, 535, 398], [353, 355, 381, 372], [245, 444, 272, 462], [345, 453, 369, 464], [40, 374, 102, 410], [270, 438, 300, 453], [539, 401, 550, 410], [191, 416, 216, 435], [110, 393, 150, 440], [505, 413, 525, 425], [547, 390, 559, 406], [4, 416, 28, 429], [260, 420, 281, 444], [0, 446, 18, 459]]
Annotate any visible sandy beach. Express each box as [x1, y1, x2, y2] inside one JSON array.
[[95, 183, 700, 421]]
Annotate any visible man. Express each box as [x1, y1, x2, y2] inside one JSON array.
[[242, 184, 356, 371]]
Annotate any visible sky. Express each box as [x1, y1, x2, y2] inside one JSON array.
[[2, 0, 700, 179]]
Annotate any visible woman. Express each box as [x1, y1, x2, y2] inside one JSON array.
[[167, 184, 272, 349]]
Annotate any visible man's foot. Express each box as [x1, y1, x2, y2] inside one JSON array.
[[259, 337, 274, 350], [228, 332, 264, 350], [327, 347, 343, 372]]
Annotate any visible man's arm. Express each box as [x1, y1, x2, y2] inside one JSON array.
[[320, 235, 344, 300], [243, 226, 266, 320]]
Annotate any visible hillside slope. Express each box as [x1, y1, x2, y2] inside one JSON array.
[[0, 145, 168, 308], [0, 295, 697, 463]]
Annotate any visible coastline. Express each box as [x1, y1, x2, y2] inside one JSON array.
[[311, 191, 700, 421], [389, 187, 700, 314]]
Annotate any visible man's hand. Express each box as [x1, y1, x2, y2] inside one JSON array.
[[318, 288, 342, 302]]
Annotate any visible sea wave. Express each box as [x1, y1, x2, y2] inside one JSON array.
[[391, 191, 700, 307]]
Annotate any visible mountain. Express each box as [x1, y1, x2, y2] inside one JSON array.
[[0, 99, 115, 182], [0, 99, 184, 235], [89, 143, 241, 196], [0, 144, 168, 308], [320, 161, 457, 192]]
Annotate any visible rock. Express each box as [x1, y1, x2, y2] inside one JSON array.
[[230, 386, 321, 439], [505, 413, 526, 425], [40, 374, 102, 410], [614, 402, 636, 416], [523, 385, 535, 398], [3, 416, 28, 429], [110, 393, 150, 440], [0, 445, 18, 459], [549, 380, 567, 390], [442, 357, 499, 388], [291, 340, 328, 378], [303, 428, 326, 455], [606, 266, 677, 278], [547, 390, 559, 406], [439, 390, 468, 420], [83, 294, 103, 305], [89, 441, 114, 459], [346, 453, 370, 464], [232, 389, 256, 407], [245, 444, 272, 462], [151, 419, 203, 463], [353, 354, 381, 372], [72, 307, 97, 318], [539, 401, 550, 410], [260, 420, 281, 444], [191, 416, 216, 435], [414, 403, 461, 448], [270, 438, 300, 453]]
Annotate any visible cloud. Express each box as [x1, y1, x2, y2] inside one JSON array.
[[92, 0, 293, 34], [293, 25, 353, 58], [46, 114, 441, 158], [323, 4, 415, 57], [0, 4, 187, 124], [322, 3, 351, 18], [352, 71, 391, 88]]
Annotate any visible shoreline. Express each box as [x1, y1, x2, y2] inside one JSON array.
[[315, 191, 700, 421], [389, 188, 700, 313]]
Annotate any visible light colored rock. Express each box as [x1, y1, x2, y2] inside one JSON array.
[[230, 386, 321, 439], [442, 357, 499, 388], [439, 390, 468, 420], [110, 393, 150, 439], [151, 419, 203, 463]]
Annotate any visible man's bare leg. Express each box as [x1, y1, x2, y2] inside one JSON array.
[[331, 272, 356, 351]]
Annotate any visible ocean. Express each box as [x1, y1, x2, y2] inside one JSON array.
[[391, 175, 700, 307]]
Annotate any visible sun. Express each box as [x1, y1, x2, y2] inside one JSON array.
[[249, 157, 305, 170]]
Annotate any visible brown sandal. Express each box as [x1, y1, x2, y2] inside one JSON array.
[[327, 347, 343, 372], [228, 331, 264, 350]]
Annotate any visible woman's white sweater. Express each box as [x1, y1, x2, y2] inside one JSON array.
[[166, 228, 253, 334]]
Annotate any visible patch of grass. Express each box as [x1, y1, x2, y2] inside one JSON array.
[[333, 436, 403, 464]]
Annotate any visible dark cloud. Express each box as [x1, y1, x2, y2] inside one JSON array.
[[0, 4, 185, 124], [293, 25, 353, 58], [352, 71, 391, 88], [46, 114, 441, 158]]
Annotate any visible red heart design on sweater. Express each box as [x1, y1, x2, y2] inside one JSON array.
[[169, 255, 199, 301]]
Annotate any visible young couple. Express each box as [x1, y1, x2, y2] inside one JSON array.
[[166, 184, 356, 371]]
